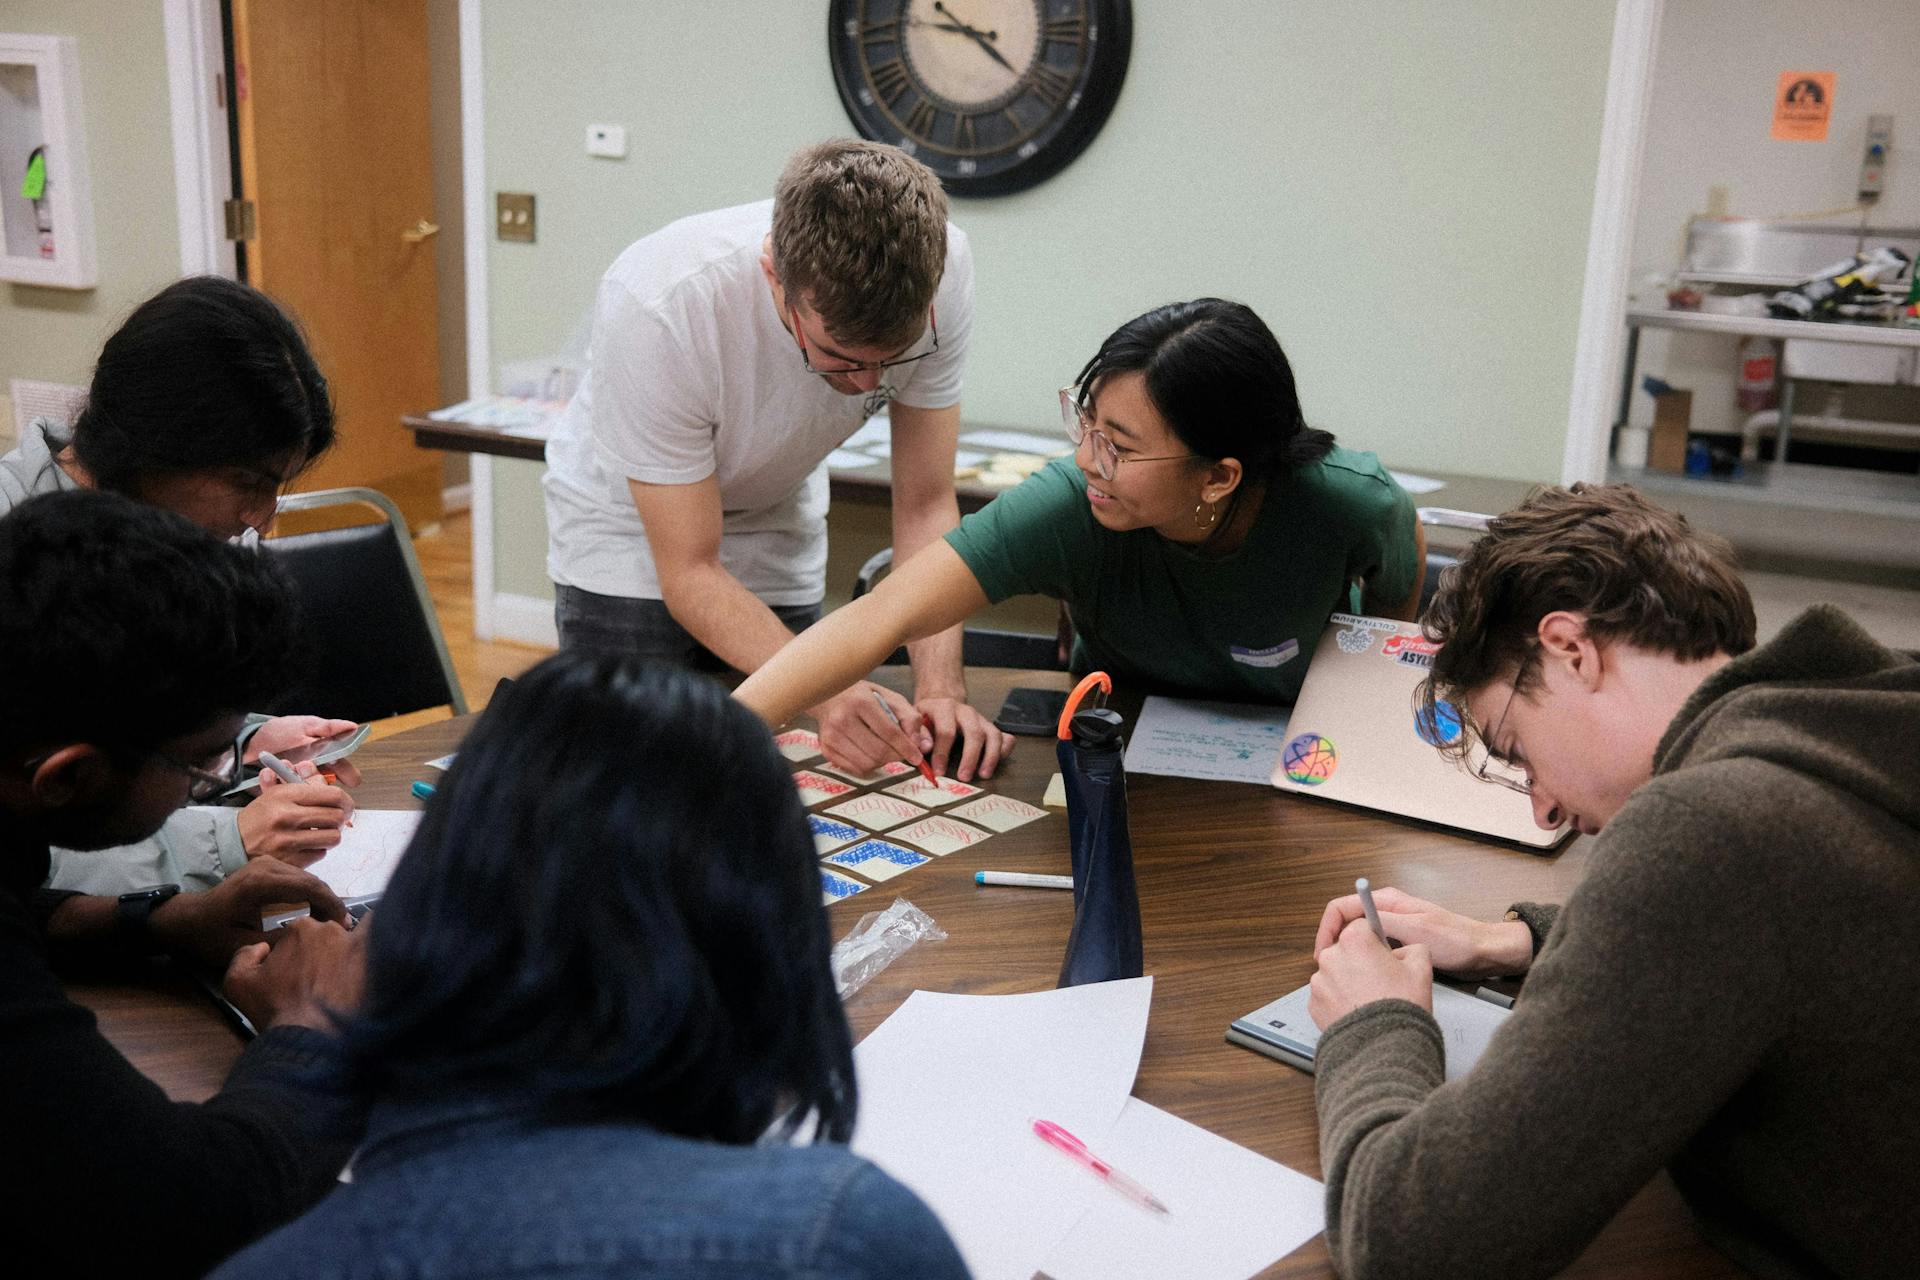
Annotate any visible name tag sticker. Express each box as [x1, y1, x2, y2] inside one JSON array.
[[1230, 639, 1299, 669]]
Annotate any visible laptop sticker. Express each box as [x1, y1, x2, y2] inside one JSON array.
[[1281, 733, 1339, 785], [1335, 626, 1374, 655], [1381, 633, 1440, 669], [1414, 700, 1464, 747]]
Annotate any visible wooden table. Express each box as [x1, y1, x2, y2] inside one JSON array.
[[72, 671, 1737, 1278]]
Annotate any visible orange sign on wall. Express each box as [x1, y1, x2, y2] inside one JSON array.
[[1772, 71, 1834, 142]]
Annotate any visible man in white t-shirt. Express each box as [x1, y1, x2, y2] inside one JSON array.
[[544, 140, 1010, 779]]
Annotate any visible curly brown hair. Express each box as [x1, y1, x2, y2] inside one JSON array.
[[770, 139, 947, 351], [1419, 483, 1756, 761]]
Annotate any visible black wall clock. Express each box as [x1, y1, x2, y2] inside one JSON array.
[[827, 0, 1132, 197]]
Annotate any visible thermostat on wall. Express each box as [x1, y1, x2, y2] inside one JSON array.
[[585, 123, 627, 159]]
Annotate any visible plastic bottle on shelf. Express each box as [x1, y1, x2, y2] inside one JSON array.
[[1735, 336, 1777, 412]]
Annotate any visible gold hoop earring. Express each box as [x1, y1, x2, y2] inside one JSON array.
[[1195, 500, 1219, 530]]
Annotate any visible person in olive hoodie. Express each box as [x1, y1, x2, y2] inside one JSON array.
[[1307, 483, 1920, 1280]]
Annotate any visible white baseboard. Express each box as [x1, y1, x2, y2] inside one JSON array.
[[441, 482, 473, 513], [490, 591, 559, 648]]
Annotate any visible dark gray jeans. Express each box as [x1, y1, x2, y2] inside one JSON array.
[[553, 583, 821, 673]]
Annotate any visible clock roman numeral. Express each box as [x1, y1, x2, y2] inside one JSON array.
[[869, 58, 912, 104], [1027, 63, 1074, 109], [903, 97, 937, 139], [954, 113, 979, 152], [860, 18, 901, 47], [1043, 17, 1085, 45]]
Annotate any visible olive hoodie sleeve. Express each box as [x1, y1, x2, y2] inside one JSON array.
[[1314, 780, 1787, 1280]]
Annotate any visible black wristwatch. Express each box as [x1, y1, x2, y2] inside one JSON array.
[[115, 883, 182, 950]]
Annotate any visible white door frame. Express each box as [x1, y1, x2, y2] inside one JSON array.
[[1562, 0, 1664, 484], [162, 0, 237, 279], [458, 0, 497, 640]]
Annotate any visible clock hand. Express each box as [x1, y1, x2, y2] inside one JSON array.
[[931, 2, 1020, 76]]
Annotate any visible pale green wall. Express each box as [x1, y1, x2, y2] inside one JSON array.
[[0, 1, 180, 394], [482, 2, 1617, 599]]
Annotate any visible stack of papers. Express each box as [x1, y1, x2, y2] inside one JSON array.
[[853, 978, 1325, 1278]]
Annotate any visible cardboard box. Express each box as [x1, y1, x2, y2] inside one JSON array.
[[1647, 388, 1692, 473]]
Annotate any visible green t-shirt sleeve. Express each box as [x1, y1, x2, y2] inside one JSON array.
[[942, 457, 1090, 604], [1345, 462, 1419, 615]]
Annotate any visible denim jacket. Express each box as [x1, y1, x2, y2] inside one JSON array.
[[209, 1095, 970, 1279]]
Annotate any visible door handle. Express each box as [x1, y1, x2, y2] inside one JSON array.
[[401, 219, 440, 244]]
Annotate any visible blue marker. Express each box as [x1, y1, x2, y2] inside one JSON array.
[[410, 780, 436, 801]]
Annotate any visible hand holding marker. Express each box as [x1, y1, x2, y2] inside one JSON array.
[[257, 749, 351, 827], [869, 688, 939, 785]]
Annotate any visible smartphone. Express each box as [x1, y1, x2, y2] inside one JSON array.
[[994, 687, 1069, 737], [225, 722, 372, 795]]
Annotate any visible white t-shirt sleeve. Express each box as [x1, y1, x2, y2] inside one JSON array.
[[893, 229, 973, 410], [588, 276, 718, 487]]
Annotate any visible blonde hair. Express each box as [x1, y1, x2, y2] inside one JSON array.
[[771, 139, 948, 350]]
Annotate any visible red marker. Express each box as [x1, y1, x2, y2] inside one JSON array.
[[869, 689, 938, 785]]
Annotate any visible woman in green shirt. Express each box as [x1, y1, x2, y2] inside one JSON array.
[[737, 298, 1424, 778]]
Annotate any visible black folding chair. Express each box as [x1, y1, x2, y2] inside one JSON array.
[[260, 487, 469, 722], [1414, 507, 1492, 618]]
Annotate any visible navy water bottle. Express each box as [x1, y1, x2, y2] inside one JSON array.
[[1055, 675, 1143, 987]]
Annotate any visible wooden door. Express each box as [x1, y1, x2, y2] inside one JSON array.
[[231, 0, 443, 530]]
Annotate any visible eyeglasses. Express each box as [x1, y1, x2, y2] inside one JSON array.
[[18, 735, 244, 802], [792, 305, 939, 376], [158, 736, 246, 802], [1468, 655, 1534, 795], [1058, 385, 1197, 483]]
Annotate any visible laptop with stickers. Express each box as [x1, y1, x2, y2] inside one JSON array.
[[1270, 613, 1570, 850]]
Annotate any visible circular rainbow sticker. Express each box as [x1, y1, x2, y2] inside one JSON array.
[[1414, 699, 1464, 747], [1281, 733, 1338, 785]]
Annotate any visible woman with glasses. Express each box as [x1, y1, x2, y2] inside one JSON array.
[[737, 298, 1423, 734], [212, 651, 969, 1280], [0, 276, 360, 942]]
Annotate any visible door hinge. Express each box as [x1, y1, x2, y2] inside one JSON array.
[[223, 198, 257, 242]]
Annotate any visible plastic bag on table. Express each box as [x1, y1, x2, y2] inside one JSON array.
[[830, 898, 946, 999]]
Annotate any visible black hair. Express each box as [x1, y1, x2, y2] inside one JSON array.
[[1071, 298, 1334, 483], [345, 651, 859, 1144], [67, 275, 334, 494], [0, 490, 299, 756]]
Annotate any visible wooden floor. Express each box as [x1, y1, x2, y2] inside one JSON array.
[[366, 509, 551, 741]]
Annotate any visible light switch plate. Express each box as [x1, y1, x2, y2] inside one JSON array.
[[496, 192, 535, 243], [586, 123, 628, 159], [1861, 114, 1892, 199]]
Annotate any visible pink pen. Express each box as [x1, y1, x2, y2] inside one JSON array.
[[1031, 1118, 1171, 1215]]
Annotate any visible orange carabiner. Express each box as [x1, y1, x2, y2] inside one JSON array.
[[1056, 671, 1113, 740]]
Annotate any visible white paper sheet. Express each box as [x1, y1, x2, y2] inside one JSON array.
[[1036, 1099, 1325, 1280], [1124, 697, 1292, 785], [424, 753, 456, 771], [302, 810, 423, 898], [959, 428, 1073, 455], [853, 978, 1154, 1280]]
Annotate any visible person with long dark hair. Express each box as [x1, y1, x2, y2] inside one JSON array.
[[0, 276, 361, 945], [211, 651, 967, 1280], [738, 298, 1424, 741]]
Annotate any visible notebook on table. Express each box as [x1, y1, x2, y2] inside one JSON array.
[[1270, 614, 1570, 850], [1227, 982, 1511, 1080]]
